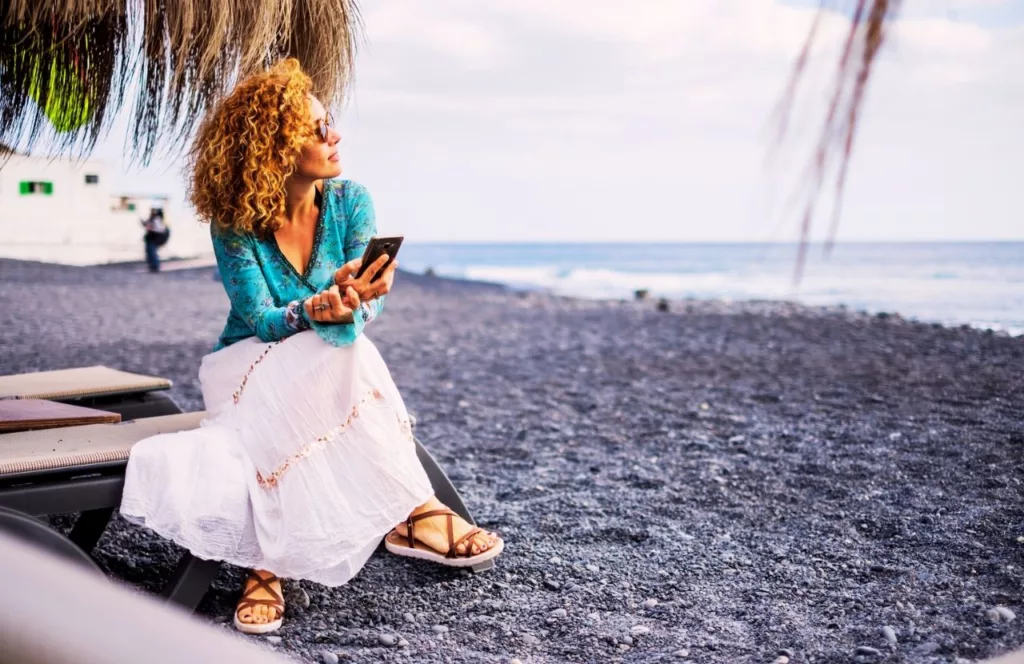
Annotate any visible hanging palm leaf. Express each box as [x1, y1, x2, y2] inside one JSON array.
[[774, 0, 900, 282], [0, 0, 361, 162]]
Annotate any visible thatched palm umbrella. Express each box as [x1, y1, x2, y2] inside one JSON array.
[[0, 0, 361, 162]]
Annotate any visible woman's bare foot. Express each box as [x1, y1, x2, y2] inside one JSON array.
[[234, 570, 285, 633], [393, 496, 500, 557]]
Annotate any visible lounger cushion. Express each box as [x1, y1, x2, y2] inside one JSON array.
[[0, 412, 205, 477], [0, 366, 172, 401]]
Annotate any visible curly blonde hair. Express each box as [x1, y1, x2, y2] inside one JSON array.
[[189, 58, 317, 237]]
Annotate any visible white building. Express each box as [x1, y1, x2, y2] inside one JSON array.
[[0, 144, 212, 266]]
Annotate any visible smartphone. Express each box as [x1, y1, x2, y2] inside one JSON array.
[[354, 236, 404, 283]]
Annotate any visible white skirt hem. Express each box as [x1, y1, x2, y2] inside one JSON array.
[[118, 331, 435, 587], [120, 482, 434, 586]]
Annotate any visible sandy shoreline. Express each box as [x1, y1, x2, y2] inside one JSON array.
[[1, 257, 1022, 663]]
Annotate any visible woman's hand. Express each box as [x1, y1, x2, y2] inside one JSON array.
[[333, 254, 398, 302], [304, 285, 359, 324]]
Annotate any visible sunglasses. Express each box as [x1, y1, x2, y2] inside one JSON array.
[[315, 112, 335, 142]]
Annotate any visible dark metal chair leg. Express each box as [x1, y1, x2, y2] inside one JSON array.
[[470, 559, 495, 573], [68, 507, 115, 553], [161, 552, 222, 612], [413, 437, 495, 573], [414, 438, 472, 523]]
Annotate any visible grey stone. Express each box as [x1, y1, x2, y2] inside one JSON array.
[[881, 625, 897, 645], [291, 587, 311, 610], [643, 598, 658, 608], [586, 564, 600, 573], [264, 636, 282, 645], [511, 660, 525, 664], [996, 606, 1017, 622], [403, 612, 415, 623], [550, 608, 567, 619], [522, 634, 539, 645], [320, 652, 339, 664], [986, 608, 1003, 623], [544, 579, 561, 591], [398, 639, 410, 648], [431, 625, 449, 635], [855, 646, 882, 658], [773, 657, 790, 664], [619, 635, 634, 646], [378, 634, 397, 647], [674, 650, 690, 658], [630, 625, 651, 636]]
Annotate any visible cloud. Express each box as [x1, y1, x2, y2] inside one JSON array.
[[83, 0, 1023, 243], [362, 3, 504, 66], [334, 1, 1024, 242]]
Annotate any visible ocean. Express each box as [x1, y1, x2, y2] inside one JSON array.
[[397, 242, 1024, 336]]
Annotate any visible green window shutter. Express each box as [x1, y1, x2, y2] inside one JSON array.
[[19, 181, 29, 194], [42, 182, 53, 195]]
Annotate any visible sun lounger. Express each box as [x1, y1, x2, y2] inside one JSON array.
[[0, 367, 491, 613], [0, 365, 181, 421], [1, 531, 290, 664], [0, 412, 222, 609]]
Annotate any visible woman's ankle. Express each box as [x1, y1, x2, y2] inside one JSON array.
[[408, 495, 441, 517]]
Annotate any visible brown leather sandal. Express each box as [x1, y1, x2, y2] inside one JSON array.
[[384, 509, 504, 567], [233, 572, 285, 635]]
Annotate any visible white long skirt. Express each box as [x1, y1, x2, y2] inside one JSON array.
[[120, 331, 434, 586]]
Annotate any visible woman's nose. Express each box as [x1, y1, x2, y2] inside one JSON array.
[[328, 128, 341, 145]]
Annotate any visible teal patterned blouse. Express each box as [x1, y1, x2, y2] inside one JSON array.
[[211, 179, 384, 350]]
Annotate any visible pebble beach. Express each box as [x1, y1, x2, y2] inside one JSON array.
[[1, 257, 1022, 663]]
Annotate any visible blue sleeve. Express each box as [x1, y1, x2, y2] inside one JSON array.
[[343, 182, 385, 323], [211, 229, 310, 342]]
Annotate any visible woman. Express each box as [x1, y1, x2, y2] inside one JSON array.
[[120, 59, 503, 634]]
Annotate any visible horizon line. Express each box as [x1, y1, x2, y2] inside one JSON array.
[[400, 239, 1024, 245]]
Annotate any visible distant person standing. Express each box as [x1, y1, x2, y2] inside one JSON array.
[[142, 208, 170, 272]]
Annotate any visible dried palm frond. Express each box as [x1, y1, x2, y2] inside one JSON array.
[[288, 0, 362, 108], [1, 0, 129, 158], [0, 0, 361, 162], [774, 0, 899, 283]]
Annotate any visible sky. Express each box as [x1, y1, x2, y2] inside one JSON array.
[[92, 0, 1024, 243]]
